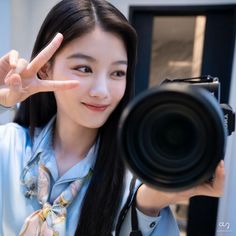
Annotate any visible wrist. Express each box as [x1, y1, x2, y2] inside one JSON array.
[[0, 104, 12, 108], [0, 104, 16, 114]]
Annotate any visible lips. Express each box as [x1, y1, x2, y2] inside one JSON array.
[[82, 102, 109, 112]]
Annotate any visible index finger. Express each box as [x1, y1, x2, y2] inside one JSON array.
[[27, 33, 63, 74]]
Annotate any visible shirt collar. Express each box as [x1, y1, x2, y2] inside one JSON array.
[[25, 116, 98, 182], [31, 116, 56, 158], [51, 144, 97, 183]]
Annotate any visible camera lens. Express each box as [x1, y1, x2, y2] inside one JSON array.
[[147, 110, 197, 160], [156, 116, 193, 157], [118, 83, 226, 191]]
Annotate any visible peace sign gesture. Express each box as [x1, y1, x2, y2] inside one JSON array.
[[0, 33, 79, 107]]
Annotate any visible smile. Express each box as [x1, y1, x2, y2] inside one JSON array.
[[82, 103, 109, 112]]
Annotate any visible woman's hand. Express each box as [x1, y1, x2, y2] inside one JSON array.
[[0, 33, 79, 107], [136, 160, 225, 216]]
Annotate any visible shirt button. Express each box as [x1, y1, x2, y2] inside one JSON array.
[[149, 221, 156, 228]]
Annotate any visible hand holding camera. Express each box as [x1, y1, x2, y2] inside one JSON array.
[[136, 159, 225, 216], [119, 75, 234, 192]]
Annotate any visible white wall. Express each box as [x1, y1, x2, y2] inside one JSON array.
[[7, 0, 236, 58], [0, 0, 12, 123], [216, 32, 236, 236], [0, 0, 11, 55], [11, 0, 59, 59]]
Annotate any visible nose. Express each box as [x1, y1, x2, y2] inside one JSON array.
[[89, 76, 109, 99]]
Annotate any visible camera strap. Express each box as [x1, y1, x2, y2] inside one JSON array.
[[115, 176, 143, 236], [130, 192, 143, 236]]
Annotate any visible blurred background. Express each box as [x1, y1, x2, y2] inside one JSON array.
[[1, 0, 236, 235]]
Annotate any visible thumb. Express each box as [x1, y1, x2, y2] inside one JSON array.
[[5, 73, 22, 90]]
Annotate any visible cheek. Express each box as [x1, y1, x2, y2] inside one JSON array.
[[51, 64, 75, 81], [113, 81, 126, 102]]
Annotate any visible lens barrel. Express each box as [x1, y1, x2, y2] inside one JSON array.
[[118, 83, 226, 191]]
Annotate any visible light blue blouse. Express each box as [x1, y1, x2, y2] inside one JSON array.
[[0, 117, 180, 236]]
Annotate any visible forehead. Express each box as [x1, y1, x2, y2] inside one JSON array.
[[58, 27, 127, 60]]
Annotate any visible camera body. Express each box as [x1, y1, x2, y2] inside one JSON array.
[[163, 75, 235, 136], [118, 75, 235, 191]]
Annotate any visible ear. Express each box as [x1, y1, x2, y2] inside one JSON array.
[[37, 62, 51, 80]]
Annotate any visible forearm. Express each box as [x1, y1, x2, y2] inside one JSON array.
[[119, 202, 161, 236], [0, 104, 13, 114], [119, 202, 179, 236], [136, 161, 225, 217]]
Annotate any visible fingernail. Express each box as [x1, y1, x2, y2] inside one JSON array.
[[220, 160, 224, 168], [10, 59, 17, 68]]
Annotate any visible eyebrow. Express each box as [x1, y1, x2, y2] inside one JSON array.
[[112, 60, 128, 66], [67, 53, 96, 62], [67, 53, 127, 65]]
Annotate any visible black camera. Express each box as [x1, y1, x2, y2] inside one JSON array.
[[118, 75, 235, 191]]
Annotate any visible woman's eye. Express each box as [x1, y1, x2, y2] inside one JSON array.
[[73, 66, 92, 73], [112, 70, 126, 78]]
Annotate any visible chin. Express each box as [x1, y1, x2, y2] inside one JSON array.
[[82, 120, 107, 129]]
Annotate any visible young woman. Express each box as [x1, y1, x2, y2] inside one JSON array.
[[0, 0, 224, 235]]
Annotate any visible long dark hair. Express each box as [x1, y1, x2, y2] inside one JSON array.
[[14, 0, 137, 235]]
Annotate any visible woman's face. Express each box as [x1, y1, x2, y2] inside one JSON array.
[[48, 26, 127, 129]]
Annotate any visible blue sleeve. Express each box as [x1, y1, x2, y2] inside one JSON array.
[[120, 205, 180, 236], [117, 171, 180, 236]]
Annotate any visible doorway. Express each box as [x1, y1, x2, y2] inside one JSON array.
[[129, 4, 236, 236]]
